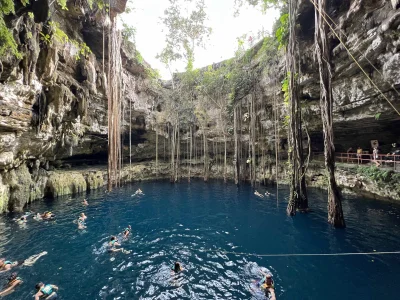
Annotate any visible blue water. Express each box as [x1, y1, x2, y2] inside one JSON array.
[[1, 180, 400, 299]]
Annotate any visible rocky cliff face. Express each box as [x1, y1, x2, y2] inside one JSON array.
[[0, 0, 399, 212], [0, 0, 163, 211]]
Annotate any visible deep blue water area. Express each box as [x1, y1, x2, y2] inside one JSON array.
[[1, 179, 400, 299]]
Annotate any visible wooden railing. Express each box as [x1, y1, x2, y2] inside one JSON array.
[[312, 152, 400, 171]]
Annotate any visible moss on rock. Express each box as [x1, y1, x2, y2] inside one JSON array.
[[46, 171, 87, 198], [85, 171, 104, 190]]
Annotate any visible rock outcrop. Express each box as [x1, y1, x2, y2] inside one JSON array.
[[0, 0, 399, 212]]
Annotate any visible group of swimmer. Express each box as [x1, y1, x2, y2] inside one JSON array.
[[0, 252, 55, 299], [1, 198, 91, 298], [254, 190, 272, 198], [108, 225, 132, 254], [2, 189, 276, 299]]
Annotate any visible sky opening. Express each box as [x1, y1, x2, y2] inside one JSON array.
[[122, 0, 280, 79]]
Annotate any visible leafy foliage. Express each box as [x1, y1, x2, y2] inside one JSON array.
[[158, 0, 212, 73], [0, 0, 15, 15], [122, 22, 136, 42], [0, 17, 21, 58], [275, 13, 289, 49], [357, 166, 400, 185], [0, 0, 22, 59], [56, 0, 68, 10]]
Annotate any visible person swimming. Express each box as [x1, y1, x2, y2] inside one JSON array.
[[132, 189, 144, 197], [0, 258, 24, 273], [0, 272, 23, 297], [122, 225, 132, 238], [79, 213, 87, 221], [108, 236, 123, 252], [34, 282, 58, 300], [108, 236, 131, 254], [254, 190, 264, 198], [17, 215, 27, 224], [265, 191, 271, 196], [171, 261, 184, 273], [77, 219, 86, 230], [33, 213, 42, 220], [0, 252, 47, 272], [41, 212, 55, 220], [82, 199, 88, 206], [258, 271, 275, 300]]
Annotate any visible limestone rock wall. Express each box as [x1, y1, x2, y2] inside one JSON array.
[[0, 0, 161, 212]]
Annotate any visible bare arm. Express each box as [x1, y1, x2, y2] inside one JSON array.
[[0, 281, 19, 296], [35, 291, 44, 300], [268, 288, 276, 300], [51, 285, 58, 290]]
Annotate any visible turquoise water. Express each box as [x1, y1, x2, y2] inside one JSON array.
[[1, 179, 400, 299]]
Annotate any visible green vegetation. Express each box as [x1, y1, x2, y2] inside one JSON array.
[[0, 0, 22, 58], [357, 166, 400, 185], [56, 0, 68, 10], [122, 22, 136, 42], [39, 21, 92, 60]]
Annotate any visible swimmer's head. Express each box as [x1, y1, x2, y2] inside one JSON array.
[[8, 272, 17, 282], [110, 236, 117, 241], [266, 274, 272, 283], [35, 282, 44, 290], [174, 262, 181, 272]]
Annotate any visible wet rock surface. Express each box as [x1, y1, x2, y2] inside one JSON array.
[[0, 0, 399, 211]]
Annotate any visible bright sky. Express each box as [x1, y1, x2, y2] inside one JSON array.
[[122, 0, 279, 79]]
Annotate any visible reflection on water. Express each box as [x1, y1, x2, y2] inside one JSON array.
[[0, 180, 400, 299]]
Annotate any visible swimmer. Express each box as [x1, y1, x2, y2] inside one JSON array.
[[79, 213, 87, 221], [254, 190, 264, 198], [265, 191, 271, 197], [0, 272, 23, 297], [171, 261, 184, 274], [82, 199, 88, 206], [0, 259, 21, 272], [77, 218, 86, 230], [41, 212, 55, 220], [33, 213, 42, 220], [34, 282, 58, 300], [259, 271, 275, 300], [132, 188, 144, 197], [108, 236, 122, 252], [0, 252, 47, 273], [108, 236, 131, 254], [17, 215, 27, 224], [122, 225, 132, 238]]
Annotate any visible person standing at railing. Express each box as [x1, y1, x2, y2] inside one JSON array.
[[346, 147, 353, 163], [373, 147, 380, 167], [357, 147, 362, 164]]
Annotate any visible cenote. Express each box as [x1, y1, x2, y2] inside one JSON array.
[[1, 180, 400, 299]]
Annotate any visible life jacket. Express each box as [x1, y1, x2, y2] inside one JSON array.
[[41, 284, 53, 295], [0, 261, 13, 269]]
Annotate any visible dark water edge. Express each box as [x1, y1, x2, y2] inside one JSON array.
[[1, 179, 400, 300]]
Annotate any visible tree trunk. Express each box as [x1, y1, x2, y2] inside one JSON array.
[[155, 125, 158, 178], [234, 106, 240, 185], [286, 0, 308, 215], [189, 125, 192, 182], [314, 0, 345, 227], [203, 130, 208, 181]]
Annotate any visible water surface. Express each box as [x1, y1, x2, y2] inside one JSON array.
[[1, 179, 400, 299]]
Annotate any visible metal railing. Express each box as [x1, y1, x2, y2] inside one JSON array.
[[312, 152, 400, 172]]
